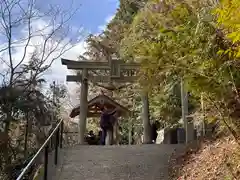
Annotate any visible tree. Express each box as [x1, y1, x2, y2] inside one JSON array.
[[0, 0, 79, 135], [214, 0, 240, 57], [0, 0, 80, 178], [119, 0, 240, 142], [0, 0, 80, 86]]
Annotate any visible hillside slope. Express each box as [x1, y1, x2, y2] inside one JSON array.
[[170, 137, 240, 180]]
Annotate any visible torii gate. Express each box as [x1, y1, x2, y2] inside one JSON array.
[[61, 57, 152, 145]]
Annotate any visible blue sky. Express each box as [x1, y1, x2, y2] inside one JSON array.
[[45, 0, 119, 34], [0, 0, 119, 106], [48, 0, 120, 105], [73, 0, 119, 33], [58, 0, 119, 106]]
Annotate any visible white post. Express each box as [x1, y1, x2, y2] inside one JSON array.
[[181, 78, 189, 143], [201, 93, 205, 136], [128, 117, 132, 145]]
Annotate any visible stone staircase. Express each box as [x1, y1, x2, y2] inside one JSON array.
[[52, 144, 185, 180]]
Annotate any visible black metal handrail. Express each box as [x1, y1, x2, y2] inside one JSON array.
[[16, 119, 64, 180]]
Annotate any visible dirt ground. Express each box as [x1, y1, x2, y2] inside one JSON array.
[[169, 137, 240, 180]]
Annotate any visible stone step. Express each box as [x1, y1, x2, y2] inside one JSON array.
[[52, 144, 185, 180]]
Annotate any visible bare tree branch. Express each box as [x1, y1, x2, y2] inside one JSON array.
[[0, 0, 81, 86], [12, 0, 33, 71]]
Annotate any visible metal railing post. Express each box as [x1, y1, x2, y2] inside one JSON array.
[[54, 128, 60, 165], [60, 121, 64, 148], [44, 145, 49, 180]]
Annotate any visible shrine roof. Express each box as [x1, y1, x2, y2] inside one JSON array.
[[70, 94, 130, 118]]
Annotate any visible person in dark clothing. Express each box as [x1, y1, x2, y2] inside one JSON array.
[[151, 121, 160, 143], [99, 106, 117, 145]]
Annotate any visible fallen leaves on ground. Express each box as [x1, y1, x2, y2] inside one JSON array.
[[169, 137, 240, 180]]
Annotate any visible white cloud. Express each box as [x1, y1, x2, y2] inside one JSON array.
[[62, 41, 87, 60], [41, 34, 88, 108], [0, 15, 87, 108], [98, 14, 115, 32], [44, 40, 86, 107], [59, 14, 117, 108], [0, 9, 118, 114]]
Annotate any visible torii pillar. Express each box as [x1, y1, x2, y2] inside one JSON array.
[[141, 92, 152, 144], [79, 69, 88, 144]]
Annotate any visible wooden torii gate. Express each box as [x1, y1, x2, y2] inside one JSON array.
[[61, 57, 152, 145]]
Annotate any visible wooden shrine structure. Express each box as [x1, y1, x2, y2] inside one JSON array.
[[62, 57, 152, 145], [69, 94, 130, 145], [70, 94, 130, 118]]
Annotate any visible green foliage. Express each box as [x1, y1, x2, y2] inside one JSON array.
[[149, 82, 182, 125], [0, 78, 67, 179], [121, 1, 215, 88], [119, 0, 240, 139], [82, 0, 240, 139], [80, 0, 148, 137], [214, 0, 240, 57], [120, 0, 216, 124]]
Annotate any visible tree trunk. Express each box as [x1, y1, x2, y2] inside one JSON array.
[[24, 113, 29, 157]]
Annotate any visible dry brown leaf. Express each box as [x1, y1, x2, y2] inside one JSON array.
[[169, 136, 240, 180]]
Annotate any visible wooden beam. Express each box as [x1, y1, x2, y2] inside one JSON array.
[[66, 75, 138, 83], [66, 75, 110, 82], [62, 59, 108, 66], [62, 58, 140, 70], [120, 64, 140, 69], [67, 64, 110, 70], [62, 58, 110, 70]]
